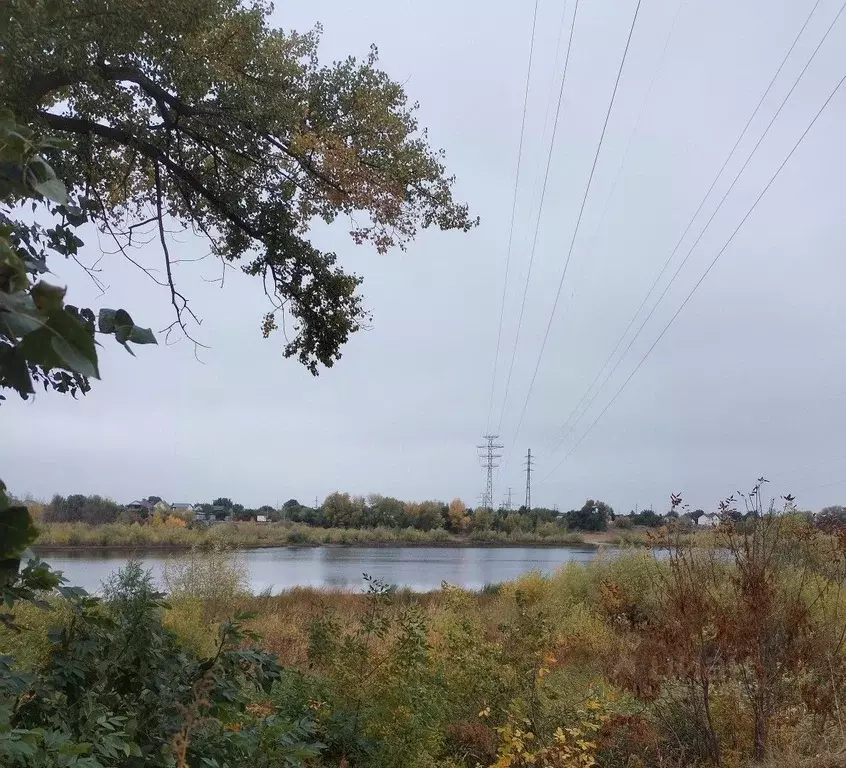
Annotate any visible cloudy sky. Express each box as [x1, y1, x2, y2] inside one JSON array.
[[4, 0, 846, 514]]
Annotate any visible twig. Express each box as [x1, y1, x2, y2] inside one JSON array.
[[153, 162, 208, 352]]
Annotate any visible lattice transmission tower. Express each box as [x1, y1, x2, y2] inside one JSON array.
[[477, 434, 503, 510]]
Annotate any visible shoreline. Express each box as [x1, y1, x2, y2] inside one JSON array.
[[32, 538, 625, 553]]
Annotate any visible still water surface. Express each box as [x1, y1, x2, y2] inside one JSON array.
[[35, 545, 619, 593]]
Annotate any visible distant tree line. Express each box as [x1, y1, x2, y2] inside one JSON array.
[[38, 492, 573, 534], [34, 493, 841, 534], [276, 494, 568, 534]]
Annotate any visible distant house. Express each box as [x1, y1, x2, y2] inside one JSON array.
[[193, 505, 230, 523], [171, 503, 194, 513], [126, 499, 154, 514], [153, 500, 171, 514], [698, 512, 720, 528]]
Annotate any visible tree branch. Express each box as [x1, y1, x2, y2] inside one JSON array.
[[37, 111, 264, 242], [153, 162, 207, 349]]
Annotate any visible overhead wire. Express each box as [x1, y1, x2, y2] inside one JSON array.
[[540, 65, 846, 483], [541, 0, 840, 462], [518, 0, 577, 264], [550, 0, 688, 358], [494, 0, 582, 435], [499, 0, 645, 476], [485, 0, 541, 432]]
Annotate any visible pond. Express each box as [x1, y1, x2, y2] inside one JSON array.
[[34, 544, 623, 593]]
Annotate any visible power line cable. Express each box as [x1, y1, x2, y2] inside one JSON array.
[[500, 0, 644, 474], [485, 0, 541, 431], [542, 0, 839, 460], [495, 0, 582, 434], [552, 0, 687, 344], [508, 0, 575, 330], [542, 0, 828, 456], [486, 1, 574, 502], [514, 0, 576, 281], [540, 67, 846, 483]]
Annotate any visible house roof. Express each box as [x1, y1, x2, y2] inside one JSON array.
[[171, 502, 194, 509]]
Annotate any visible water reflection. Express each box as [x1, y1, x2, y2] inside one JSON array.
[[34, 545, 621, 594]]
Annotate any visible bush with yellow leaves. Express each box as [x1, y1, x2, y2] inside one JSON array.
[[490, 693, 611, 768]]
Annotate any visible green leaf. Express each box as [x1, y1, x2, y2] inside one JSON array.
[[52, 336, 99, 379], [39, 136, 73, 151], [0, 291, 44, 338], [0, 505, 38, 560], [57, 741, 93, 756], [0, 161, 25, 189], [126, 325, 156, 345], [17, 308, 99, 378], [115, 324, 156, 346], [0, 289, 44, 339], [47, 309, 99, 379], [28, 158, 68, 204], [0, 308, 43, 337], [0, 291, 38, 316], [97, 308, 117, 334], [0, 239, 30, 292], [102, 307, 156, 351], [33, 176, 68, 204], [18, 325, 63, 370], [114, 309, 133, 327], [0, 344, 35, 394], [31, 281, 66, 313]]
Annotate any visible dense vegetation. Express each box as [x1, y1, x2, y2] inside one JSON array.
[[31, 491, 835, 551], [29, 491, 835, 550], [26, 493, 676, 548], [6, 499, 846, 767], [33, 520, 597, 549]]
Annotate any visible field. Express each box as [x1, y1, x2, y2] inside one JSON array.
[[6, 515, 846, 767]]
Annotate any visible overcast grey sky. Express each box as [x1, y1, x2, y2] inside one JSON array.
[[3, 0, 846, 513]]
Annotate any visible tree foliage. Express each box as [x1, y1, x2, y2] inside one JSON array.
[[43, 493, 123, 524], [565, 500, 612, 532], [628, 508, 662, 527], [0, 111, 156, 401], [447, 498, 470, 532], [817, 505, 846, 529], [2, 0, 475, 373]]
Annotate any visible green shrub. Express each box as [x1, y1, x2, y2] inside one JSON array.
[[161, 546, 249, 603], [2, 560, 321, 767]]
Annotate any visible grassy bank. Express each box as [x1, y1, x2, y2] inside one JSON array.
[[160, 534, 846, 767], [7, 523, 846, 768], [31, 520, 637, 549]]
